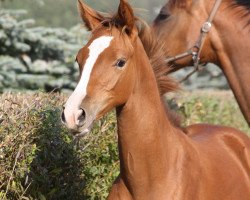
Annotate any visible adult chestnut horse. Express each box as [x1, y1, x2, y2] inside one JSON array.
[[62, 0, 250, 199], [153, 0, 250, 125]]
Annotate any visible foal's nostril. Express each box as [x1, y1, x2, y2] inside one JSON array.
[[80, 108, 86, 120], [61, 106, 86, 127], [77, 108, 86, 126], [61, 111, 66, 124]]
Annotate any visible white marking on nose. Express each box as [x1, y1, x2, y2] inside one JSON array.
[[64, 36, 113, 128]]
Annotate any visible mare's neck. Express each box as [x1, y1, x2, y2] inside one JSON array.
[[211, 2, 250, 69], [209, 1, 250, 123], [116, 39, 194, 197]]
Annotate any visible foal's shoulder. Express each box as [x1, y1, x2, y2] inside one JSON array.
[[184, 124, 250, 172]]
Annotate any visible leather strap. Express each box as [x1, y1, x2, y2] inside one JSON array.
[[165, 0, 222, 82]]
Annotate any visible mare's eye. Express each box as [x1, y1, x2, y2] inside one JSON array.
[[157, 12, 170, 21], [115, 59, 126, 68], [103, 21, 110, 27]]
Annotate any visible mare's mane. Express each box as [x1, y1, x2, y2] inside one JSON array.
[[230, 0, 250, 27], [234, 0, 250, 10], [168, 0, 250, 27]]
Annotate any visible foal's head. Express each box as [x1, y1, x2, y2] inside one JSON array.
[[62, 0, 178, 135], [61, 0, 142, 135]]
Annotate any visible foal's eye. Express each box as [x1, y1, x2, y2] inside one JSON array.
[[115, 59, 126, 68]]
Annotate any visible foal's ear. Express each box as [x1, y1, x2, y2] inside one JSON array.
[[116, 0, 135, 36], [78, 0, 104, 31]]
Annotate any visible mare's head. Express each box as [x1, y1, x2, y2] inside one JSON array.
[[153, 0, 250, 69], [153, 0, 217, 68], [61, 0, 176, 136]]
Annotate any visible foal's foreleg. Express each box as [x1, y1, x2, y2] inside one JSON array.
[[107, 176, 132, 200]]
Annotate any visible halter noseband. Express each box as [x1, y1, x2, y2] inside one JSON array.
[[166, 0, 222, 82]]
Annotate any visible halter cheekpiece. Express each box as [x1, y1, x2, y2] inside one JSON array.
[[165, 0, 222, 82]]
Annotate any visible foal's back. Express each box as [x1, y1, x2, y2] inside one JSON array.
[[185, 124, 250, 199]]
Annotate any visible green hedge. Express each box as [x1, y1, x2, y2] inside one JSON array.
[[0, 91, 249, 200]]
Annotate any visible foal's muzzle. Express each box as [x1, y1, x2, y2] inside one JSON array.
[[61, 107, 85, 126], [61, 106, 93, 137]]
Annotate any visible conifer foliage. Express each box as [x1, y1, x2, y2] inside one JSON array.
[[0, 8, 88, 92]]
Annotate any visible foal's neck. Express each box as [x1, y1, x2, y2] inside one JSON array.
[[116, 39, 191, 197]]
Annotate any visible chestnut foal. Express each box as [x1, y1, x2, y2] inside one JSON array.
[[62, 0, 250, 199]]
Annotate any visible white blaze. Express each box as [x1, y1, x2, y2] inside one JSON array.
[[64, 36, 113, 126]]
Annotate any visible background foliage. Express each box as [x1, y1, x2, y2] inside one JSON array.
[[1, 0, 165, 28], [0, 92, 249, 200]]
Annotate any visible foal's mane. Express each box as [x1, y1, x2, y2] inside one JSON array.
[[136, 20, 179, 95], [135, 21, 181, 125]]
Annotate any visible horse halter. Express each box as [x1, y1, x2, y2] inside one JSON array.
[[166, 0, 222, 82]]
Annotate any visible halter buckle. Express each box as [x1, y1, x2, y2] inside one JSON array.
[[201, 22, 212, 33], [192, 52, 198, 61]]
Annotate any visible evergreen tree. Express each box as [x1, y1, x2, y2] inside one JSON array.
[[0, 8, 88, 92]]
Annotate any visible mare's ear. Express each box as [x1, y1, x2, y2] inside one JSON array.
[[115, 0, 136, 36], [78, 0, 104, 31]]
